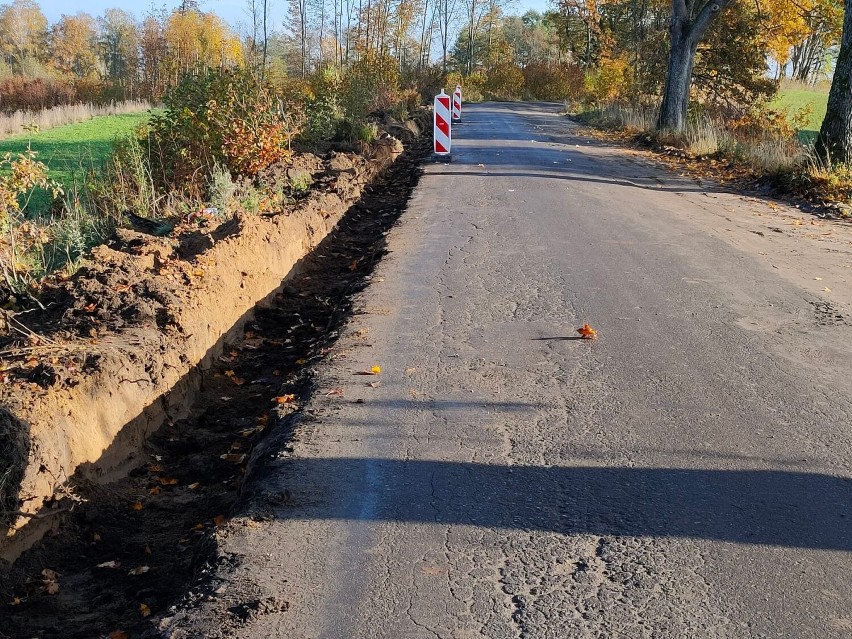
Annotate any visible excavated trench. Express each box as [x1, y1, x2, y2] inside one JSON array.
[[0, 135, 429, 639]]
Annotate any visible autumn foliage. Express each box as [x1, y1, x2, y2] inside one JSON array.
[[0, 77, 76, 113], [147, 69, 301, 195]]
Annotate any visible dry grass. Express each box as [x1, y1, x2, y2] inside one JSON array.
[[0, 100, 151, 139], [582, 102, 806, 174]]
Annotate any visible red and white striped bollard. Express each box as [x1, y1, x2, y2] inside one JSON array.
[[434, 89, 452, 160], [452, 85, 462, 123]]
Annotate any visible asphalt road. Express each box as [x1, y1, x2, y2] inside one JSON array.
[[201, 103, 852, 638]]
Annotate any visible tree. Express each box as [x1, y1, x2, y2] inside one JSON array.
[[246, 0, 272, 74], [50, 13, 99, 78], [815, 0, 852, 163], [0, 0, 48, 73], [99, 8, 141, 95], [140, 10, 168, 99], [657, 0, 733, 132], [162, 9, 243, 85], [436, 0, 461, 73]]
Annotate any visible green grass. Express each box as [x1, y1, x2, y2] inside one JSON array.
[[0, 111, 155, 216], [771, 84, 829, 143]]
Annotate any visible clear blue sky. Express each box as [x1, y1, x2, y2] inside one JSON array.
[[38, 0, 553, 33]]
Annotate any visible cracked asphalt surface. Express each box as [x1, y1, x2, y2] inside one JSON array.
[[184, 102, 852, 638]]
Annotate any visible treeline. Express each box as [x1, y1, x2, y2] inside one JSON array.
[[0, 0, 242, 109], [3, 0, 842, 116]]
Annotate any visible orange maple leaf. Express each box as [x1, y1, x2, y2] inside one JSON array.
[[577, 324, 598, 339]]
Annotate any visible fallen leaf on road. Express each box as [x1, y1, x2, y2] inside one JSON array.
[[274, 394, 296, 404], [371, 365, 381, 374], [128, 565, 150, 576], [368, 381, 381, 388], [139, 603, 151, 618], [577, 324, 598, 339], [132, 501, 144, 511], [97, 561, 120, 569], [823, 287, 832, 292]]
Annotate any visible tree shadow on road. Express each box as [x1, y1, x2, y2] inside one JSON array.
[[242, 455, 852, 552]]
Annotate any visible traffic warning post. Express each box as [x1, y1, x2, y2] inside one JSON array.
[[452, 85, 462, 123], [433, 90, 452, 161]]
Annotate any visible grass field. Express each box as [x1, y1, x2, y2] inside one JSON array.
[[771, 82, 829, 142], [0, 111, 155, 215]]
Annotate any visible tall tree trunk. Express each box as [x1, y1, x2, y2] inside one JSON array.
[[816, 0, 852, 164], [657, 28, 697, 133], [657, 0, 731, 133]]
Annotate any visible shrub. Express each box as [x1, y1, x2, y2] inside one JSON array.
[[0, 77, 77, 113], [485, 64, 525, 101], [340, 53, 400, 120], [427, 71, 485, 103], [148, 68, 300, 196], [583, 56, 632, 105], [523, 63, 584, 102], [0, 148, 63, 294], [305, 67, 344, 141]]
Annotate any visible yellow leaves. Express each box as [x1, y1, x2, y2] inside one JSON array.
[[132, 501, 144, 511], [274, 394, 296, 404], [139, 603, 151, 617], [577, 324, 598, 339], [356, 365, 383, 376]]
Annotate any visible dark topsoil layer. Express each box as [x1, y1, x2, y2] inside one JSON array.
[[0, 135, 429, 639]]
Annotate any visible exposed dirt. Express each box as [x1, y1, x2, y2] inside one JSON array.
[[0, 128, 417, 561], [0, 134, 429, 639]]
